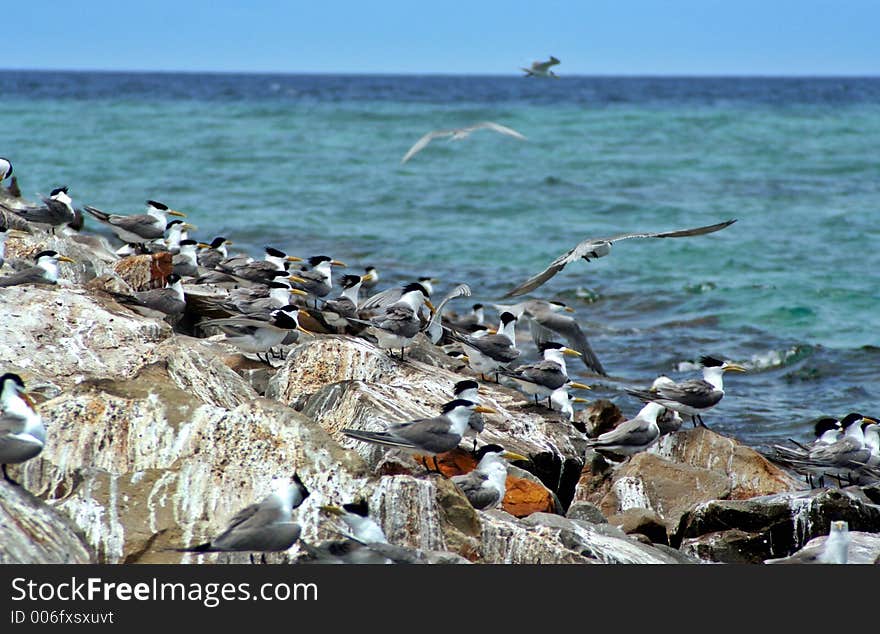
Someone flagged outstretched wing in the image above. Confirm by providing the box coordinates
[528,314,605,375]
[503,219,737,297]
[469,121,527,141]
[400,130,453,164]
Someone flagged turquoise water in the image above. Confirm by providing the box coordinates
[2,71,878,448]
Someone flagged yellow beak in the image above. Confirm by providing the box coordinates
[723,363,747,373]
[168,210,186,218]
[57,255,76,264]
[361,271,376,282]
[330,260,347,267]
[319,505,344,516]
[564,306,575,313]
[5,229,29,239]
[562,347,582,357]
[474,405,496,414]
[502,451,529,462]
[289,288,309,297]
[572,397,590,404]
[288,275,308,284]
[286,255,303,262]
[568,382,591,390]
[425,300,436,314]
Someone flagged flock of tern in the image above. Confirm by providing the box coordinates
[1,67,875,561]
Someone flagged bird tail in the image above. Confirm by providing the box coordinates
[83,205,111,222]
[342,429,415,450]
[171,542,213,553]
[520,68,534,77]
[624,387,656,402]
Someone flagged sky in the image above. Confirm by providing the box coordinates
[4,0,879,76]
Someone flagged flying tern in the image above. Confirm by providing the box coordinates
[400,121,526,164]
[521,56,560,78]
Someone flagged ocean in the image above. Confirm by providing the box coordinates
[1,70,878,450]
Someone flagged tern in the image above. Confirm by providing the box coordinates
[351,282,435,358]
[216,247,304,284]
[84,200,186,245]
[172,239,200,278]
[114,272,187,318]
[586,402,665,458]
[289,255,347,304]
[0,373,46,486]
[451,445,528,510]
[200,306,313,362]
[625,356,747,428]
[4,186,78,231]
[361,266,380,291]
[0,157,11,181]
[196,237,232,269]
[649,377,685,435]
[400,121,526,164]
[448,303,486,333]
[447,311,520,381]
[503,219,737,297]
[549,382,591,423]
[320,272,374,332]
[360,276,436,312]
[521,56,561,78]
[504,299,606,375]
[176,475,310,553]
[231,281,309,319]
[498,342,584,406]
[423,283,472,344]
[0,250,75,287]
[452,379,486,447]
[765,520,850,564]
[342,399,496,470]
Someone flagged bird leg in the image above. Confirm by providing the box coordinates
[534,395,539,405]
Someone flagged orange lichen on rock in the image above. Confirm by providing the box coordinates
[114,252,173,291]
[502,477,554,517]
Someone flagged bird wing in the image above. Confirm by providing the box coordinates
[502,361,565,387]
[532,58,559,71]
[400,130,453,164]
[527,312,606,375]
[470,121,527,141]
[359,286,403,311]
[503,219,737,298]
[654,379,723,409]
[0,266,50,287]
[0,411,28,435]
[450,470,489,495]
[452,331,519,363]
[591,417,656,446]
[424,283,470,331]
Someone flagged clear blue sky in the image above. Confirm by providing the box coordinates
[5,0,878,75]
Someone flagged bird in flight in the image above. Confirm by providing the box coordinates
[521,56,561,78]
[400,121,527,164]
[503,219,737,297]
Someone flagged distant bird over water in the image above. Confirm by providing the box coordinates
[400,121,527,164]
[521,56,560,78]
[503,219,737,297]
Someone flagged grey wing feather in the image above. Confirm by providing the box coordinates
[401,130,451,164]
[591,418,655,446]
[359,286,402,310]
[470,121,527,140]
[0,267,50,287]
[528,315,605,375]
[655,380,723,408]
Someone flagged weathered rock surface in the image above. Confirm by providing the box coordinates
[0,481,94,564]
[764,530,880,564]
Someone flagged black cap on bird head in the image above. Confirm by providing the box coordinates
[34,249,60,261]
[50,185,69,197]
[308,255,332,266]
[339,274,363,288]
[840,412,865,429]
[813,417,841,437]
[265,246,287,258]
[499,311,517,326]
[441,398,477,414]
[271,310,299,329]
[166,219,185,228]
[472,303,484,310]
[537,341,566,354]
[699,356,725,368]
[474,444,506,460]
[0,372,26,390]
[165,273,182,285]
[210,236,228,248]
[147,200,169,210]
[178,239,198,247]
[291,472,310,498]
[401,282,430,297]
[342,500,369,517]
[267,281,292,290]
[453,379,480,394]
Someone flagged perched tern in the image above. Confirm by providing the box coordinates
[200,306,313,362]
[360,276,436,312]
[549,382,591,422]
[448,303,486,333]
[352,282,435,358]
[503,219,737,297]
[176,475,310,552]
[400,121,526,164]
[289,255,347,304]
[360,266,379,291]
[0,250,75,287]
[216,246,304,284]
[342,399,495,470]
[521,56,560,78]
[4,186,77,231]
[586,402,665,458]
[114,272,187,318]
[498,341,584,406]
[84,200,186,245]
[649,377,685,435]
[448,311,520,381]
[453,379,486,445]
[451,445,528,510]
[0,373,46,486]
[625,356,747,428]
[423,283,472,344]
[320,272,373,332]
[172,239,200,278]
[765,520,850,564]
[196,236,232,269]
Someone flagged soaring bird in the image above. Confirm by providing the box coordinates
[0,250,75,287]
[625,356,746,428]
[400,121,527,164]
[342,399,495,471]
[451,445,528,510]
[0,373,46,486]
[503,219,737,297]
[521,56,561,78]
[175,475,310,553]
[499,299,606,375]
[84,200,186,245]
[586,402,665,458]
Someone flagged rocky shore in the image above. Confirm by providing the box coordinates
[2,187,879,565]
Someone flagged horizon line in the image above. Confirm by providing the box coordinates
[1,67,878,80]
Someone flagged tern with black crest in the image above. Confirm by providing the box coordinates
[84,199,186,245]
[451,445,528,510]
[0,373,46,486]
[0,250,75,287]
